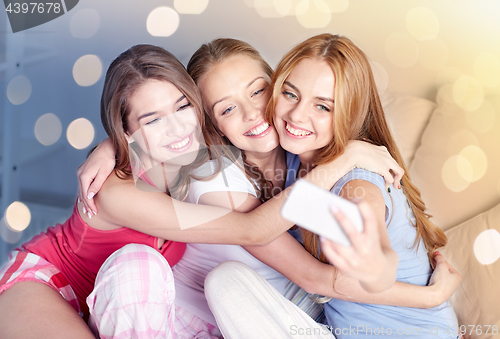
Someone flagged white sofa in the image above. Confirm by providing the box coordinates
[382,87,500,339]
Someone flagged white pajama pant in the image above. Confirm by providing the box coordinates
[87,244,221,339]
[205,261,336,339]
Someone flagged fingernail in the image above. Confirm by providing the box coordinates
[78,197,81,203]
[87,192,95,200]
[330,205,340,213]
[83,206,87,214]
[93,210,97,215]
[351,198,360,204]
[435,251,441,255]
[387,187,391,193]
[87,212,92,219]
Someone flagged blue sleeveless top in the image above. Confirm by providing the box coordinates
[286,153,459,338]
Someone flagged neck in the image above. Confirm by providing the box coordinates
[297,152,317,178]
[244,146,286,189]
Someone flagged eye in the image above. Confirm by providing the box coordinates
[145,118,160,126]
[251,87,266,97]
[282,90,298,100]
[316,104,331,112]
[221,106,235,116]
[177,102,192,111]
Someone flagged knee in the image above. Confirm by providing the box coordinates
[205,261,253,297]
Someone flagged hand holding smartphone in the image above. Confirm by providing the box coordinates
[281,179,363,247]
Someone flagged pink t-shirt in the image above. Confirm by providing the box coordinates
[22,203,186,316]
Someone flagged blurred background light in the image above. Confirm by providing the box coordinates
[473,52,500,88]
[406,7,439,41]
[70,8,100,39]
[453,75,484,112]
[0,217,23,244]
[174,0,209,14]
[447,129,479,155]
[34,113,63,146]
[73,55,102,87]
[296,0,331,29]
[436,68,462,94]
[4,201,31,232]
[370,61,389,94]
[325,0,348,13]
[442,155,472,192]
[147,7,180,37]
[465,99,496,133]
[385,32,418,68]
[474,229,500,265]
[418,38,448,71]
[67,118,95,150]
[459,145,487,182]
[254,0,291,18]
[7,75,32,105]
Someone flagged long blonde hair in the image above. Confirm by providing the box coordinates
[187,38,276,201]
[266,34,446,265]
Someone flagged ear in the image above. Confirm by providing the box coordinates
[125,131,134,144]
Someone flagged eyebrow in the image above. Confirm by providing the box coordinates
[284,81,334,103]
[137,95,186,121]
[211,76,266,112]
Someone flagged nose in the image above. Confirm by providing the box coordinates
[242,103,262,122]
[164,114,186,138]
[288,101,309,123]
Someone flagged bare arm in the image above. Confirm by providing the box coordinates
[244,227,460,309]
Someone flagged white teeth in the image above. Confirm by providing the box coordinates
[285,123,312,136]
[245,122,269,136]
[167,136,190,149]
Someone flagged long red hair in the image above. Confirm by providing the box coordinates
[266,34,446,266]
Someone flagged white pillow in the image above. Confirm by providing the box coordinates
[409,85,500,230]
[381,91,436,167]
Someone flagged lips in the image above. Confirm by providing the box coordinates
[284,121,313,137]
[164,133,194,153]
[244,121,271,137]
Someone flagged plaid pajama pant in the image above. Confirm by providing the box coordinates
[0,245,221,339]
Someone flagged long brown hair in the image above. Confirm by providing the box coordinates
[187,38,276,201]
[266,34,446,266]
[100,44,215,199]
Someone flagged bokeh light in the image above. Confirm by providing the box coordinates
[147,7,180,37]
[5,201,31,232]
[436,68,462,92]
[459,145,487,182]
[452,75,484,112]
[73,55,102,87]
[295,0,331,29]
[0,217,23,244]
[447,129,479,155]
[418,38,448,71]
[473,52,500,88]
[34,113,62,146]
[254,0,291,18]
[406,7,439,41]
[370,61,389,94]
[473,229,500,265]
[7,75,32,105]
[67,118,95,150]
[441,155,472,192]
[465,99,496,133]
[174,0,209,14]
[325,0,348,13]
[384,32,418,68]
[436,84,456,105]
[70,8,100,39]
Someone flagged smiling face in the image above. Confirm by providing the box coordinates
[274,57,335,165]
[126,79,202,171]
[198,54,279,154]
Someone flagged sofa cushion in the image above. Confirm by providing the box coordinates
[440,203,500,339]
[409,85,500,230]
[381,91,436,166]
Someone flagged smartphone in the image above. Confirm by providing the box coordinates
[281,179,363,246]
